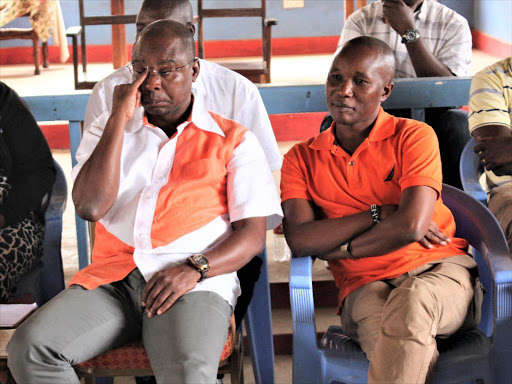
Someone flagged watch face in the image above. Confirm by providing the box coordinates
[405,30,419,42]
[193,254,208,266]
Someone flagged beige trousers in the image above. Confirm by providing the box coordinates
[488,183,512,251]
[340,255,478,384]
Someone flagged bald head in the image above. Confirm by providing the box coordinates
[338,36,396,83]
[133,19,195,60]
[136,0,194,37]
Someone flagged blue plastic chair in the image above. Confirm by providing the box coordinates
[460,137,487,205]
[289,184,512,384]
[15,159,67,305]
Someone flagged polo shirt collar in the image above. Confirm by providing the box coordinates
[127,90,224,138]
[368,107,396,142]
[308,107,396,151]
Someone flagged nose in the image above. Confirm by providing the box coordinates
[144,71,161,91]
[337,80,353,97]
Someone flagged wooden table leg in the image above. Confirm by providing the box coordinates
[111,0,127,69]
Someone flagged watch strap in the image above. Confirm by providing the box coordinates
[370,204,381,224]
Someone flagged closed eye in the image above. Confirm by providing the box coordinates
[159,68,174,77]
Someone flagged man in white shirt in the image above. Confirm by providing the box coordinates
[85,0,281,171]
[7,20,282,383]
[330,0,473,189]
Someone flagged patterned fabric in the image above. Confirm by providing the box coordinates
[0,169,44,303]
[76,314,236,370]
[339,0,472,78]
[0,0,69,62]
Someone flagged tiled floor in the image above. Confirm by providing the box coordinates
[0,49,502,383]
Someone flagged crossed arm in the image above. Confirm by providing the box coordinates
[283,185,445,260]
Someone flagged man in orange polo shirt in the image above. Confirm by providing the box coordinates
[281,36,481,383]
[8,20,282,383]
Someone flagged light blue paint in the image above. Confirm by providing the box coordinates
[472,0,512,44]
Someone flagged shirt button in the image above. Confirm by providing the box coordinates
[146,195,151,199]
[349,161,354,166]
[158,175,164,180]
[139,233,143,237]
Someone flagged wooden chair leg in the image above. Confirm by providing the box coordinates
[42,41,49,68]
[31,33,40,75]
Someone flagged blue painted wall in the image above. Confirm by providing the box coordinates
[472,0,512,44]
[1,1,507,48]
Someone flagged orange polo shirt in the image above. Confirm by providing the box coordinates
[281,108,467,309]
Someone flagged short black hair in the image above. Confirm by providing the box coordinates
[135,19,196,59]
[339,36,396,81]
[139,0,193,24]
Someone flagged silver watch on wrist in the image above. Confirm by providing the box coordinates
[401,29,420,44]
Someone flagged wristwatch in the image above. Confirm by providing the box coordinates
[401,29,420,44]
[188,253,210,281]
[339,242,354,259]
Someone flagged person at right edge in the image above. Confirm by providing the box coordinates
[322,0,473,189]
[469,56,512,250]
[282,36,483,383]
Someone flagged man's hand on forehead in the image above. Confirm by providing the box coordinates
[111,68,148,121]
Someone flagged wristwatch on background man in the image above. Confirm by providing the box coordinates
[401,29,420,44]
[188,253,210,281]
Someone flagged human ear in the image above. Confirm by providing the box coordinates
[187,23,196,36]
[380,82,394,102]
[191,59,200,82]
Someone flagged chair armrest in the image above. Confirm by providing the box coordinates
[460,138,487,205]
[65,26,82,37]
[45,161,67,223]
[42,160,67,302]
[264,18,278,27]
[289,256,318,344]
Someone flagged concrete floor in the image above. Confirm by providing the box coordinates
[0,50,502,383]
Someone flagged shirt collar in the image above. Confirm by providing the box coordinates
[309,107,396,151]
[132,90,225,138]
[415,0,428,22]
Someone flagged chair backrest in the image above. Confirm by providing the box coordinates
[344,0,367,20]
[460,138,487,205]
[78,0,136,69]
[197,0,276,83]
[441,184,510,337]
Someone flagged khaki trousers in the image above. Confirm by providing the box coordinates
[340,255,478,384]
[488,183,512,251]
